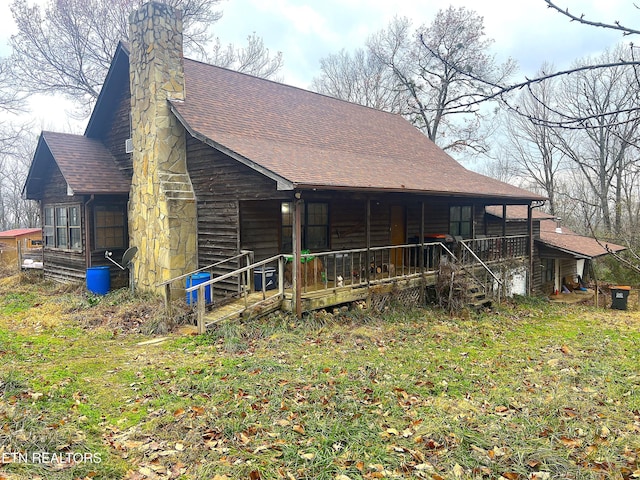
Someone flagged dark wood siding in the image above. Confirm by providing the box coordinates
[187,137,289,294]
[41,166,130,287]
[188,137,284,263]
[41,165,87,283]
[330,199,366,250]
[100,86,133,177]
[531,244,544,295]
[240,200,280,261]
[486,219,528,237]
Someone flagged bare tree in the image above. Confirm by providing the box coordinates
[313,8,515,153]
[417,2,640,130]
[8,0,225,116]
[0,131,38,229]
[0,54,31,224]
[311,47,407,112]
[502,65,566,215]
[371,9,516,153]
[552,46,640,235]
[209,33,284,80]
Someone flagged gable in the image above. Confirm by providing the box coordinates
[85,42,131,141]
[24,132,130,200]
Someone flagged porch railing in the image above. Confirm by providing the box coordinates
[294,241,449,293]
[158,250,254,313]
[460,235,528,264]
[185,254,285,333]
[161,234,530,330]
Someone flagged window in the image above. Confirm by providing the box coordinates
[95,205,126,249]
[44,206,54,247]
[69,206,81,249]
[44,204,82,250]
[305,203,329,250]
[542,258,554,283]
[449,205,472,238]
[281,202,329,252]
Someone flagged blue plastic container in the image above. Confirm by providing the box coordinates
[86,266,111,295]
[186,272,212,305]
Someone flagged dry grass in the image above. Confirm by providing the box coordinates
[0,274,639,479]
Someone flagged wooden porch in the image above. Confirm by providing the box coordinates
[161,235,530,332]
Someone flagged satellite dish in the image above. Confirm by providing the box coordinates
[122,246,138,267]
[104,246,138,294]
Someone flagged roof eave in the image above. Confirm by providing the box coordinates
[294,183,541,201]
[536,239,617,259]
[23,134,53,200]
[84,42,130,138]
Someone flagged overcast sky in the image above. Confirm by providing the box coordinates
[0,0,635,131]
[211,0,632,86]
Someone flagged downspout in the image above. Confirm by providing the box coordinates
[527,204,533,296]
[85,195,95,268]
[501,204,507,258]
[589,260,599,308]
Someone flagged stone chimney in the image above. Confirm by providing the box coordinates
[128,2,198,291]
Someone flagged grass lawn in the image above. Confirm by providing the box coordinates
[0,272,639,479]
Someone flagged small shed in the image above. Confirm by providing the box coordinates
[0,228,42,267]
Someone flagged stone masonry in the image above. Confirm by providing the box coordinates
[128,2,197,291]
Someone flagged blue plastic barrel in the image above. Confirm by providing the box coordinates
[186,272,211,305]
[86,266,111,295]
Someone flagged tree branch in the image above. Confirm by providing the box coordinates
[544,0,640,36]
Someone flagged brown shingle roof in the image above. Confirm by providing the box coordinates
[171,60,544,201]
[486,205,555,220]
[41,132,129,194]
[538,219,626,258]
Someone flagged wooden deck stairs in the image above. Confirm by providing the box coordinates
[200,290,283,328]
[466,280,492,309]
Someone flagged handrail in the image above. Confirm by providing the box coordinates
[185,254,283,292]
[156,250,252,287]
[458,241,503,285]
[189,254,285,333]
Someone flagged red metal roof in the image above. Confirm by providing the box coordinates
[0,228,41,238]
[171,60,545,201]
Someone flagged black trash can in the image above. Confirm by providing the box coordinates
[254,267,277,291]
[611,286,631,310]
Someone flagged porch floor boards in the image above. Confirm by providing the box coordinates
[202,289,283,327]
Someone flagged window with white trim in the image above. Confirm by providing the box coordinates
[44,204,82,250]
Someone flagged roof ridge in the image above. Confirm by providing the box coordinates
[182,57,406,120]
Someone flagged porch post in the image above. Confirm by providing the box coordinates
[366,198,371,286]
[527,204,533,295]
[420,200,426,304]
[292,197,303,318]
[501,204,507,258]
